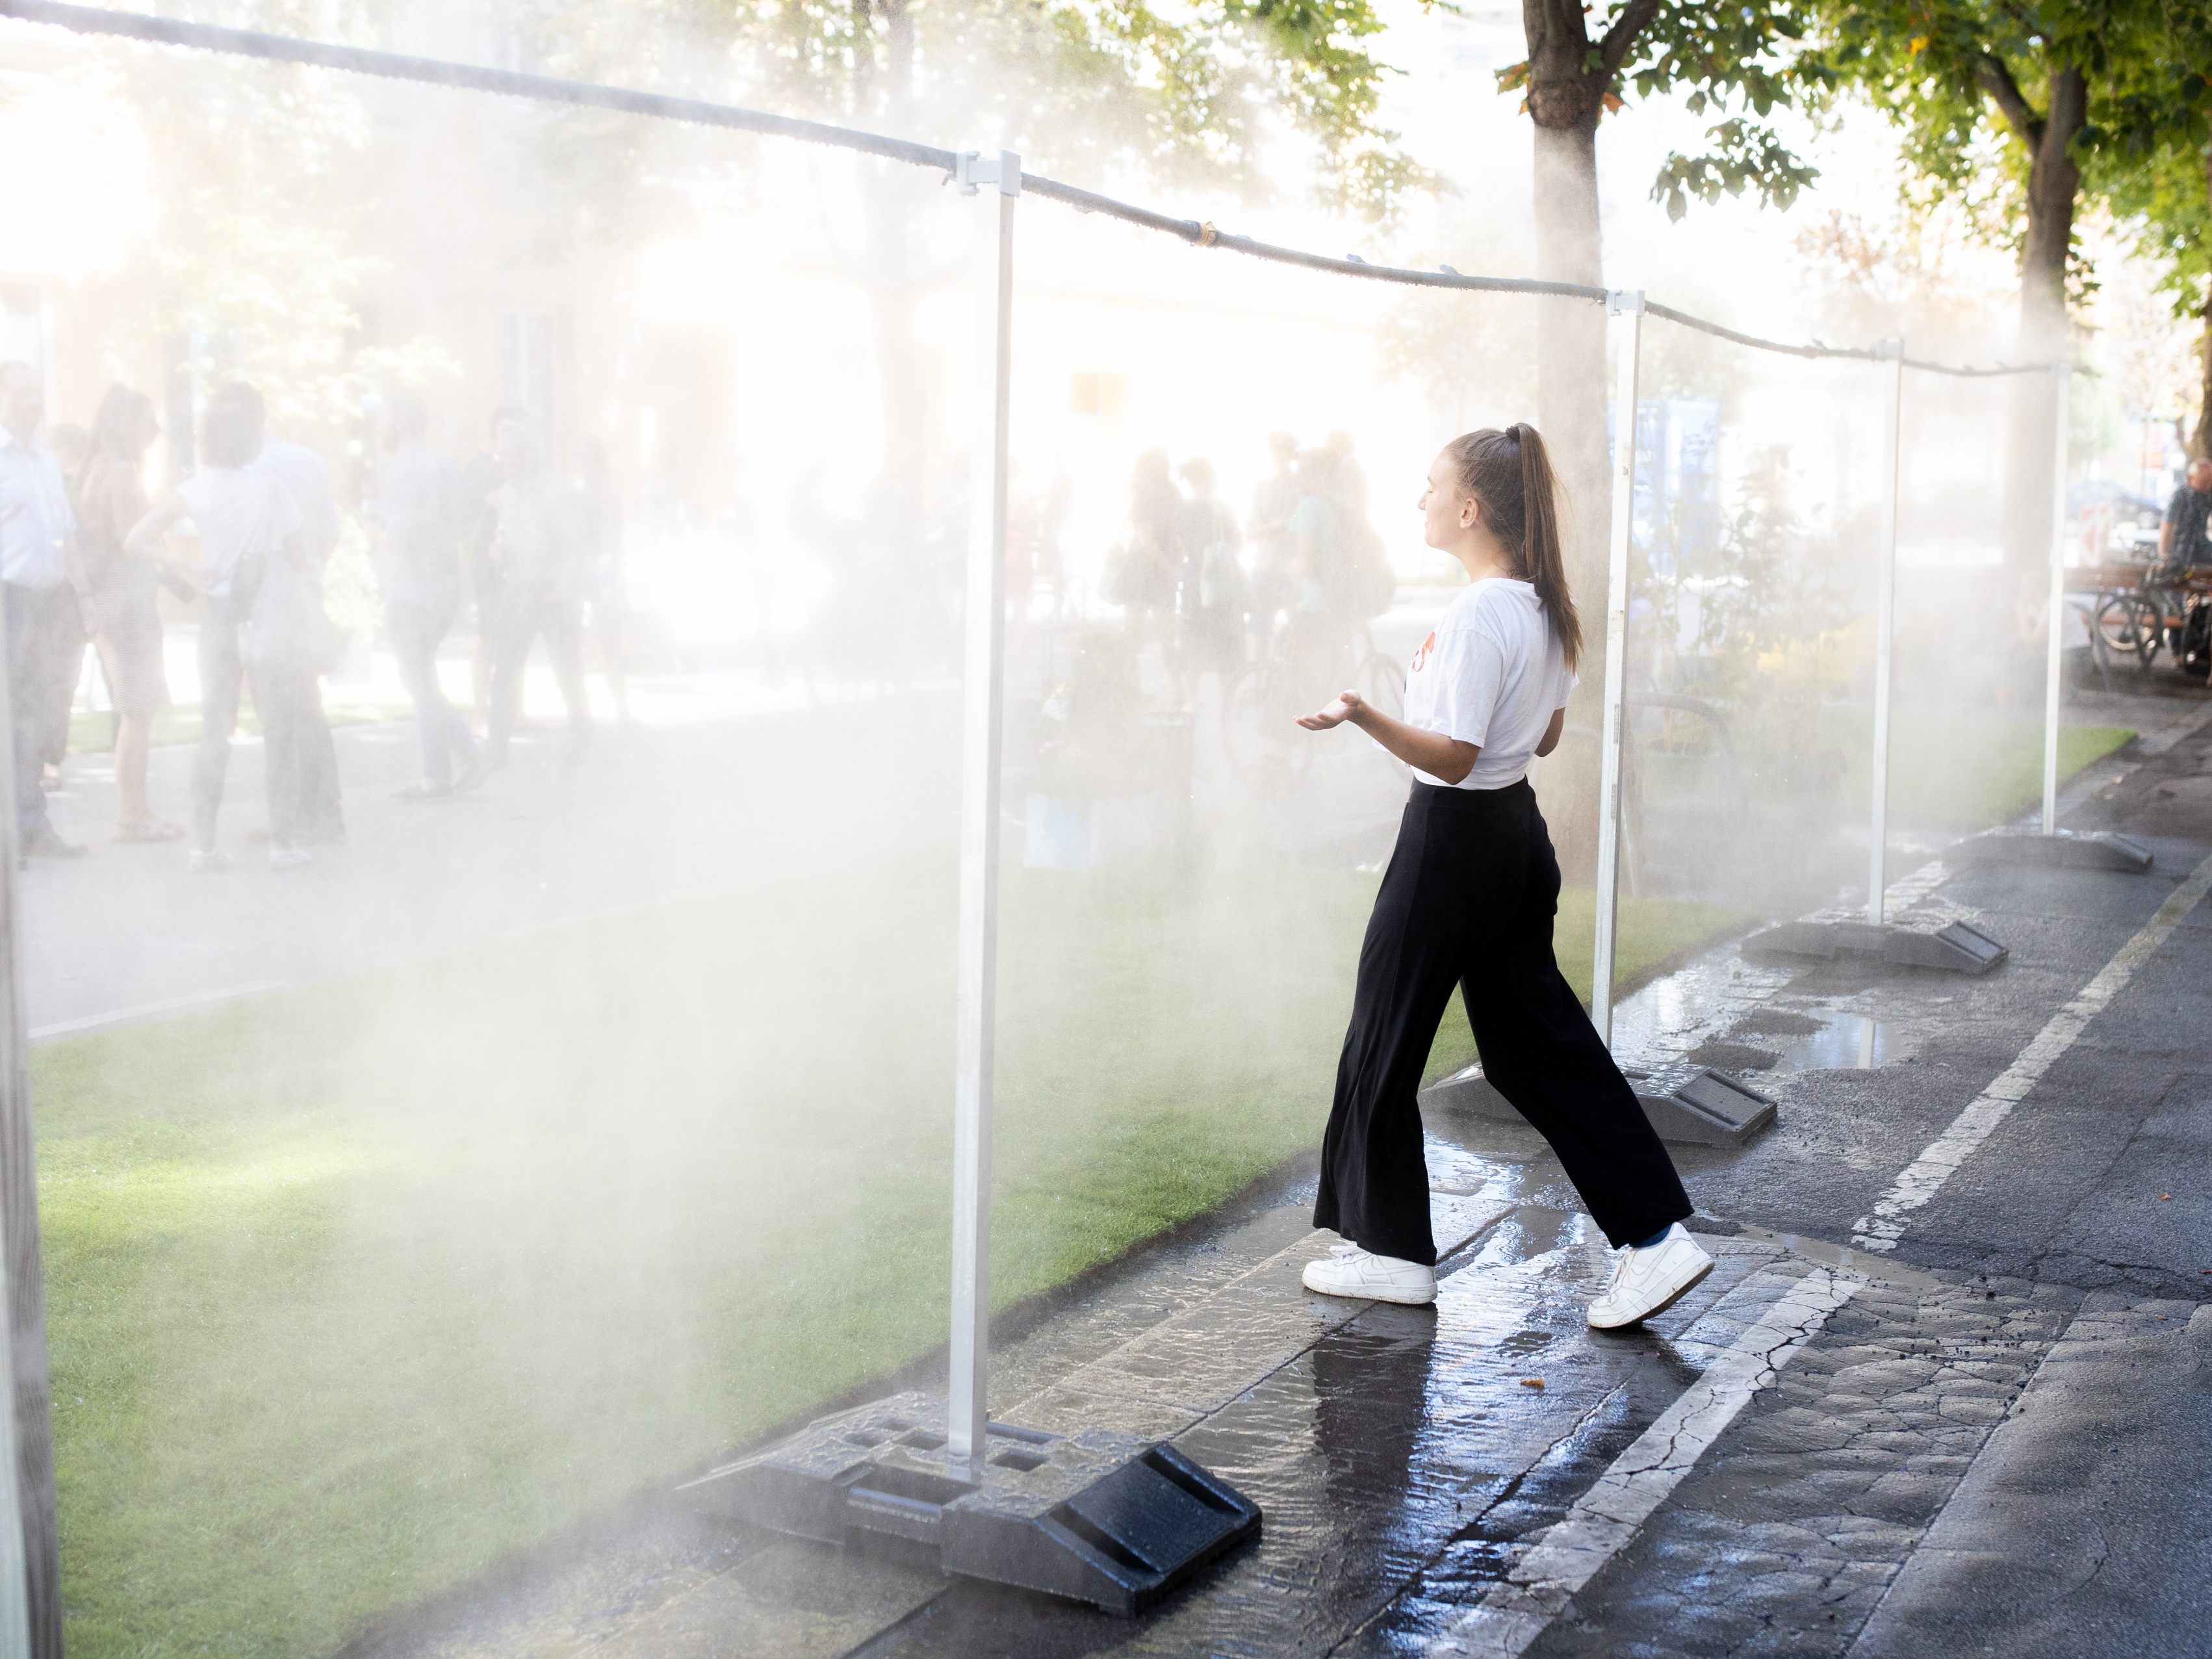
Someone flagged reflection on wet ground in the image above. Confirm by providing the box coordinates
[1771,1011,1889,1072]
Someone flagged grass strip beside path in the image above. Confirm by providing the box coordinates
[38,861,1741,1657]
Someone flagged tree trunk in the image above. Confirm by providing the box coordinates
[2195,287,2211,463]
[1528,120,1611,875]
[2001,66,2085,576]
[2196,146,2212,461]
[1522,0,1611,875]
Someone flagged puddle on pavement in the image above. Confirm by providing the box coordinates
[1771,1012,1889,1072]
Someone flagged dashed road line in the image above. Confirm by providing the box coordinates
[1851,847,2212,1252]
[1426,1263,1866,1657]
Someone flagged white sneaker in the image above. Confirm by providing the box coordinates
[267,845,313,871]
[1586,1224,1715,1330]
[187,847,231,875]
[1300,1241,1437,1305]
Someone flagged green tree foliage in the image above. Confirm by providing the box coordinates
[2094,6,2212,452]
[581,0,1417,214]
[1493,0,1827,220]
[1795,0,2193,567]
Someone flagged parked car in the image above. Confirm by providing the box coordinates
[2068,480,2165,559]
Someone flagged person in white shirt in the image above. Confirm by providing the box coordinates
[0,363,85,858]
[1292,423,1712,1331]
[216,382,346,842]
[127,400,318,870]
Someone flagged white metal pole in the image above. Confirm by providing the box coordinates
[0,590,51,1657]
[2040,363,2071,838]
[1592,290,1643,1048]
[947,149,1018,1476]
[1867,340,1904,925]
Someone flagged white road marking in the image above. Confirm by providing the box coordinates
[1851,848,2212,1252]
[1426,1264,1864,1657]
[29,981,286,1043]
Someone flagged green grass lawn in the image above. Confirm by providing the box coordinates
[1842,718,2136,831]
[38,858,1741,1657]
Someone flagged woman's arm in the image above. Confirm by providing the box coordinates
[1297,689,1481,785]
[1534,705,1567,758]
[123,492,188,565]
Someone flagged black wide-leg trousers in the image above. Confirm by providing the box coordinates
[1314,780,1692,1265]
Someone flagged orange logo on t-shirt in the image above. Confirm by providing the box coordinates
[1409,631,1436,674]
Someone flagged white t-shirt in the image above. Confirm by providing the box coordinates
[177,469,302,598]
[1401,578,1576,790]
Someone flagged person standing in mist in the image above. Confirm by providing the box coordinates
[484,419,591,767]
[462,407,527,728]
[74,386,181,840]
[1175,457,1243,688]
[0,362,86,858]
[2157,457,2212,578]
[370,393,485,799]
[127,400,316,871]
[1294,424,1713,1330]
[218,382,346,843]
[574,437,631,727]
[1247,431,1300,647]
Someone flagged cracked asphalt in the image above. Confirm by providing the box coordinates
[346,691,2212,1659]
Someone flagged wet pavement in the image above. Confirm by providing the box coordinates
[344,689,2212,1659]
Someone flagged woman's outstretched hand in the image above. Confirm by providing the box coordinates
[1297,690,1365,732]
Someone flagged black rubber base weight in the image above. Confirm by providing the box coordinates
[1945,828,2154,874]
[1744,918,2008,975]
[1422,1059,1777,1148]
[682,1392,1261,1615]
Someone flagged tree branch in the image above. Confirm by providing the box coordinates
[1599,0,1663,82]
[1974,51,2042,145]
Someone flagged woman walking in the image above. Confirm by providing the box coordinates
[1294,425,1712,1329]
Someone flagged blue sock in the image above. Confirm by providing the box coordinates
[1632,1224,1675,1250]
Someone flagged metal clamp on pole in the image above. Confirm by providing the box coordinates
[955,148,1022,197]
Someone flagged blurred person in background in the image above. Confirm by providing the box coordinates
[485,419,591,767]
[2158,457,2212,577]
[1286,446,1350,690]
[0,362,85,858]
[575,437,631,726]
[1175,457,1244,691]
[44,422,91,790]
[1324,430,1372,522]
[462,407,526,727]
[216,381,345,843]
[1246,431,1300,646]
[128,399,318,871]
[370,392,483,800]
[75,386,179,840]
[1111,448,1181,685]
